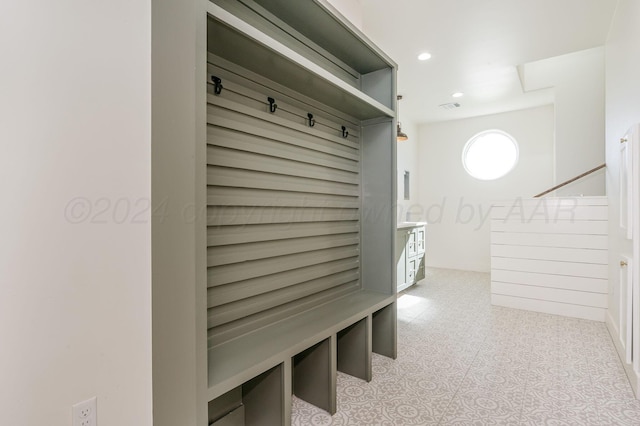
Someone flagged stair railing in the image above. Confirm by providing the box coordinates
[534,163,606,198]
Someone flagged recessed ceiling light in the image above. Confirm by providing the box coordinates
[417,52,432,61]
[452,92,464,98]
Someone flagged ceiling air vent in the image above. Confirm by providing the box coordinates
[439,102,461,110]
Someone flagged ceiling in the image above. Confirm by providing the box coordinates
[359,0,618,124]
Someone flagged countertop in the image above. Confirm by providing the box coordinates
[397,221,427,229]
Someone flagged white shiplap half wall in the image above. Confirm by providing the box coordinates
[490,196,608,321]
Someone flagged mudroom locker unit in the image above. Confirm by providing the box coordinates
[202,1,398,424]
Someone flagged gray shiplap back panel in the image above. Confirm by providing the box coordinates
[207,60,361,348]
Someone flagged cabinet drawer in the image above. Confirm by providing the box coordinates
[407,231,417,257]
[406,257,417,284]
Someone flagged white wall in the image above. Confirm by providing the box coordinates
[0,1,152,426]
[605,0,640,349]
[326,0,364,29]
[554,48,605,196]
[417,105,555,272]
[521,47,606,196]
[396,120,420,222]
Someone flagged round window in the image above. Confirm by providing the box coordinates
[462,130,519,180]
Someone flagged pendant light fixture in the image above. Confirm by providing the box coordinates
[397,95,408,142]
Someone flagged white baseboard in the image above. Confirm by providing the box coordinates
[605,311,640,398]
[605,311,621,353]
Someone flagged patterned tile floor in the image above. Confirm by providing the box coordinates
[291,268,640,425]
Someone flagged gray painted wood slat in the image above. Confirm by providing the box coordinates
[207,66,362,347]
[207,186,359,209]
[207,126,359,172]
[207,145,358,184]
[208,246,359,287]
[207,271,360,327]
[207,167,358,197]
[207,221,359,246]
[207,206,359,226]
[208,257,360,306]
[207,98,359,152]
[207,285,359,348]
[207,115,359,161]
[207,233,359,266]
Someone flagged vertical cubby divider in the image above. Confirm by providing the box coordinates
[292,337,337,415]
[243,364,286,426]
[372,302,398,359]
[337,318,372,382]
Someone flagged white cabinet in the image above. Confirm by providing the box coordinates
[397,224,426,292]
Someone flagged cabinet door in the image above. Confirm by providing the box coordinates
[415,256,425,282]
[406,257,417,285]
[396,231,407,291]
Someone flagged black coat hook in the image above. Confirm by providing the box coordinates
[211,76,223,95]
[341,126,349,138]
[307,113,315,127]
[268,97,277,113]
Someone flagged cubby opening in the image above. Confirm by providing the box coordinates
[292,338,335,414]
[209,364,285,426]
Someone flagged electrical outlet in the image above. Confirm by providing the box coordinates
[72,397,97,426]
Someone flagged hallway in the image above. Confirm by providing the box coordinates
[292,268,640,425]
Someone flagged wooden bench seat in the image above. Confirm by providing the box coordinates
[207,290,396,424]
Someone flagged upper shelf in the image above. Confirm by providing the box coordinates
[250,0,395,74]
[206,0,396,121]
